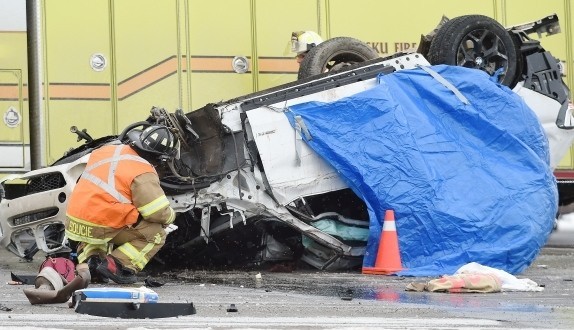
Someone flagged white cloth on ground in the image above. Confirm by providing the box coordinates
[454,262,543,292]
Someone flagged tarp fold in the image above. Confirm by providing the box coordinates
[285,65,557,276]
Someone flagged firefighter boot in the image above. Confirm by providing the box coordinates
[86,256,109,284]
[96,255,137,284]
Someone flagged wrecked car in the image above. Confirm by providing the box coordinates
[1,14,572,272]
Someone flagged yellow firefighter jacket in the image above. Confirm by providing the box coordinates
[65,144,175,240]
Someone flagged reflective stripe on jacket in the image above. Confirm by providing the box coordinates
[66,144,156,229]
[131,172,176,225]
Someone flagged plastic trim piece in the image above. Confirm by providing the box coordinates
[74,300,196,319]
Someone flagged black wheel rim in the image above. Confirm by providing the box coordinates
[456,29,509,80]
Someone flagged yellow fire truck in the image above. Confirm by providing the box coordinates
[1,0,573,171]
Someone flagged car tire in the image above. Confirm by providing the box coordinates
[427,15,521,88]
[298,37,379,79]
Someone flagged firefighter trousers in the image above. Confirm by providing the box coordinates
[76,220,166,272]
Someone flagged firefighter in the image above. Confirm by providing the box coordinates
[65,124,177,284]
[290,30,323,65]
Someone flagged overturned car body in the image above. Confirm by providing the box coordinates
[1,14,572,271]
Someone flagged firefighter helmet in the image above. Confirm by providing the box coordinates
[290,31,323,54]
[127,124,177,158]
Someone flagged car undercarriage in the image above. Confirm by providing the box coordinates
[1,14,572,272]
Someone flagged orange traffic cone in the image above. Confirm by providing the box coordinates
[362,209,403,275]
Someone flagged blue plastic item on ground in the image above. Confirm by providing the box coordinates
[285,65,557,276]
[74,287,159,303]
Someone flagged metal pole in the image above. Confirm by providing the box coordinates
[26,0,44,170]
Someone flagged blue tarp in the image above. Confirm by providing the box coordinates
[285,65,557,276]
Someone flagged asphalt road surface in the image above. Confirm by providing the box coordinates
[0,230,573,329]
